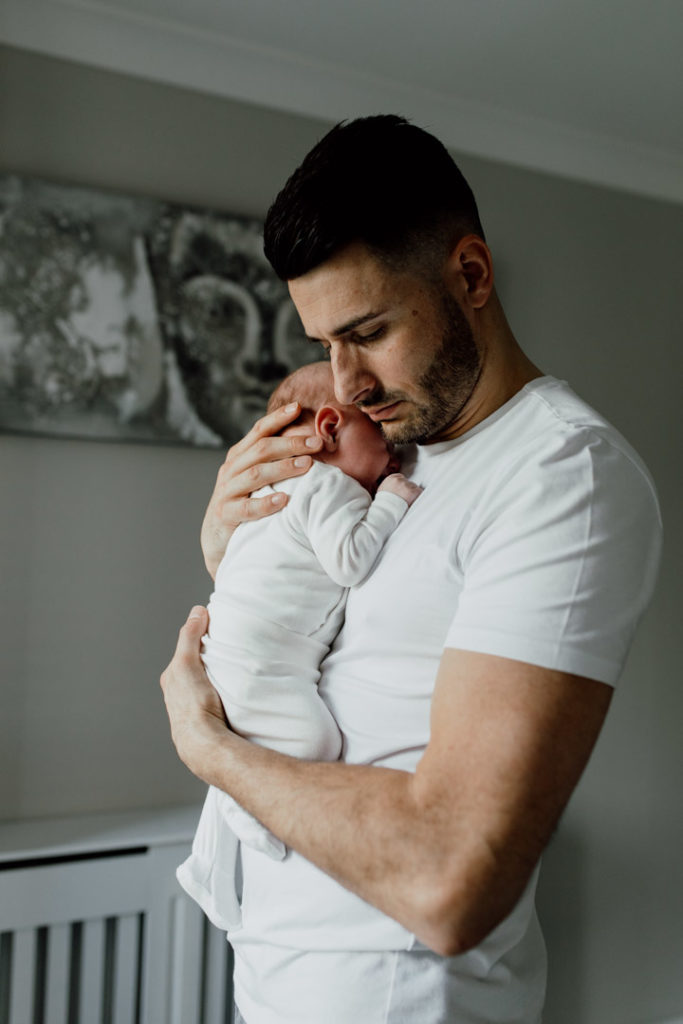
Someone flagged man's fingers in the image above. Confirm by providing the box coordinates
[221,399,324,475]
[250,401,302,439]
[162,605,208,681]
[200,406,324,577]
[159,606,230,776]
[230,490,291,525]
[222,455,317,509]
[222,434,322,484]
[178,605,208,649]
[225,402,306,462]
[185,604,209,631]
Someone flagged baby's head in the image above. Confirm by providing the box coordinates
[268,362,397,492]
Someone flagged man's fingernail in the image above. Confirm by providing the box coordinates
[294,455,311,468]
[271,493,286,505]
[188,605,204,619]
[305,436,322,448]
[285,402,298,413]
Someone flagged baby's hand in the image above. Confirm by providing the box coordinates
[378,473,423,507]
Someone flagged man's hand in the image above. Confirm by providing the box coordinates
[201,402,324,578]
[159,606,232,783]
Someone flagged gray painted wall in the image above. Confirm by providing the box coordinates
[1,44,681,1024]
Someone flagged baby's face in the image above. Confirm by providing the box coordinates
[335,405,396,492]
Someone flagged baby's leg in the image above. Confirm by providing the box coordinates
[201,631,342,760]
[176,786,242,929]
[201,638,341,857]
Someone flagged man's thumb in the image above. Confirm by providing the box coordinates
[182,605,208,638]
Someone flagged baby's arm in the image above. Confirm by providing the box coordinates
[377,472,424,506]
[300,467,423,587]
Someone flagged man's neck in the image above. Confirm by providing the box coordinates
[426,307,543,444]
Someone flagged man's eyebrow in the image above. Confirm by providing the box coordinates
[305,311,385,343]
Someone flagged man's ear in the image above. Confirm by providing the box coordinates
[444,234,494,310]
[314,405,343,451]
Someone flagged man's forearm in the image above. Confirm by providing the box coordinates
[195,729,514,956]
[162,616,608,957]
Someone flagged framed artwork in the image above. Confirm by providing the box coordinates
[0,175,316,447]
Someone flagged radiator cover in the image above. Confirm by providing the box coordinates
[0,806,231,1024]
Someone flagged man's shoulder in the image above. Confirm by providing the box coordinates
[418,376,659,525]
[520,377,627,447]
[497,377,621,448]
[472,379,660,538]
[517,379,657,498]
[413,378,625,478]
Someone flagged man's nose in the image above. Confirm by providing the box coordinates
[330,345,375,406]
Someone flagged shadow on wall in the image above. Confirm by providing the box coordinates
[536,827,585,1024]
[538,820,682,1024]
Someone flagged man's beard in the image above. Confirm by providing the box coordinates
[359,291,481,445]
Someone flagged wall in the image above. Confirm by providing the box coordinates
[1,44,681,1024]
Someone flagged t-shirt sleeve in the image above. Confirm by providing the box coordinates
[292,465,409,587]
[445,430,662,685]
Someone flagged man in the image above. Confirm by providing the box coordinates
[161,116,661,1023]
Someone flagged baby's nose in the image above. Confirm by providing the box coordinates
[385,450,401,475]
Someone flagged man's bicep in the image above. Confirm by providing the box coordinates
[417,648,613,870]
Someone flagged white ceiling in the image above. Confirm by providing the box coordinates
[2,0,682,203]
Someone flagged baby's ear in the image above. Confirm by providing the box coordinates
[314,405,343,451]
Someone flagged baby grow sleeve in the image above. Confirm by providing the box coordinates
[291,465,409,587]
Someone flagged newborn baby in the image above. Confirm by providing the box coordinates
[177,362,421,929]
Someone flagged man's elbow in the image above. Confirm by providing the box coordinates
[413,887,495,957]
[410,857,532,958]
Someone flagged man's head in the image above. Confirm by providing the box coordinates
[264,117,497,446]
[269,361,397,492]
[264,115,484,284]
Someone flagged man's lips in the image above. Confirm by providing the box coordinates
[363,400,402,421]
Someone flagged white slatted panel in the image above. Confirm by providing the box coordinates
[0,856,148,931]
[0,808,233,1024]
[112,915,139,1024]
[139,845,191,1024]
[8,928,35,1024]
[44,923,70,1024]
[169,895,203,1024]
[80,917,106,1021]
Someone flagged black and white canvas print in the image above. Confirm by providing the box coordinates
[0,175,316,447]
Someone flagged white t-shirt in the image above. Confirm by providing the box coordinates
[229,377,662,1022]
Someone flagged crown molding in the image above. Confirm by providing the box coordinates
[2,0,682,206]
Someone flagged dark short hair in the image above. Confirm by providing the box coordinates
[263,114,484,281]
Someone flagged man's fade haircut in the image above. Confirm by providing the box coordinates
[263,114,485,282]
